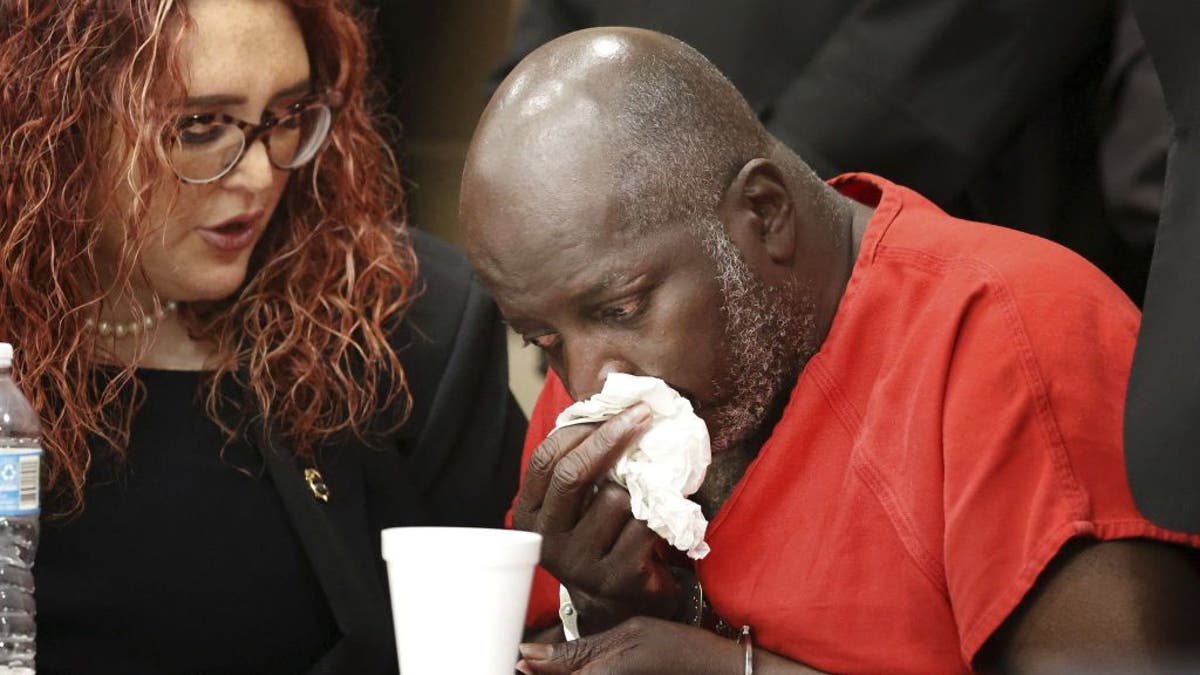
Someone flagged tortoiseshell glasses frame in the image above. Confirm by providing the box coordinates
[168,90,344,185]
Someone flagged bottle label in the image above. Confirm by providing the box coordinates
[0,447,40,515]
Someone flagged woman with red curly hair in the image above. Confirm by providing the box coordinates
[0,0,524,672]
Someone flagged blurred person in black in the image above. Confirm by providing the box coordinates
[490,0,1167,305]
[1123,0,1200,533]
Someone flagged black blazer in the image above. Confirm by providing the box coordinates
[253,229,525,673]
[1125,0,1200,533]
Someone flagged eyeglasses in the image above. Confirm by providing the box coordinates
[168,91,343,185]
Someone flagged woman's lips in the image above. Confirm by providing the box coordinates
[197,214,261,252]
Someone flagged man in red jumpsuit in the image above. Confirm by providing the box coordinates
[460,27,1200,675]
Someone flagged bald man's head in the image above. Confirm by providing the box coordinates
[464,28,770,244]
[459,28,858,453]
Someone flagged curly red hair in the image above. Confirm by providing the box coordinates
[0,0,416,514]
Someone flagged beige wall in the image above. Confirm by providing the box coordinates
[387,1,544,415]
[391,1,517,244]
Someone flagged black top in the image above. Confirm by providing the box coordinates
[1124,1,1200,532]
[37,369,339,674]
[33,230,526,674]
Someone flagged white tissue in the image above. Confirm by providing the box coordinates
[553,373,712,559]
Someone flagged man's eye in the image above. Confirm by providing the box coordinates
[599,297,644,322]
[522,333,560,350]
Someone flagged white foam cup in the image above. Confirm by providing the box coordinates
[381,527,542,675]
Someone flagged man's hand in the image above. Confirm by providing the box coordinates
[511,404,680,634]
[515,617,740,675]
[516,617,832,675]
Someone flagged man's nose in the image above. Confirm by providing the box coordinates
[563,340,636,401]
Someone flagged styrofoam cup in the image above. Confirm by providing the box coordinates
[381,527,542,675]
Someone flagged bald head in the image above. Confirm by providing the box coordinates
[463,28,771,249]
[461,29,865,452]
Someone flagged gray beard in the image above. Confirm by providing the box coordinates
[695,217,820,454]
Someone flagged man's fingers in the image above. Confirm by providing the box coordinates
[571,482,634,555]
[603,519,678,616]
[519,632,611,674]
[539,404,650,532]
[607,516,662,564]
[512,425,591,529]
[517,641,574,675]
[520,620,654,674]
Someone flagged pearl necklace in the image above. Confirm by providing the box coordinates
[85,300,179,339]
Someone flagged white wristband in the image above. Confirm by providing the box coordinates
[738,625,754,675]
[558,584,581,641]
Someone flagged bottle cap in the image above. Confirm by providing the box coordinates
[0,343,10,368]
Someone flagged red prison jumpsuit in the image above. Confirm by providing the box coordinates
[513,173,1200,674]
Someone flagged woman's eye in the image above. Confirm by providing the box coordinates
[522,333,560,350]
[276,99,313,129]
[178,121,226,146]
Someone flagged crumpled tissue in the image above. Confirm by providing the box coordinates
[553,373,712,559]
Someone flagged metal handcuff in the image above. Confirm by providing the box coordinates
[673,567,753,675]
[559,568,754,674]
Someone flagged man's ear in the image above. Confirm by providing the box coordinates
[717,158,796,267]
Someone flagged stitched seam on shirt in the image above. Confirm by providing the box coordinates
[831,173,905,267]
[849,244,958,596]
[805,358,864,435]
[843,244,1095,610]
[853,456,951,596]
[872,244,951,273]
[873,246,1091,518]
[964,257,1091,518]
[863,176,905,265]
[871,244,1098,659]
[807,359,949,596]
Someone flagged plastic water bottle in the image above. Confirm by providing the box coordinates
[0,343,41,674]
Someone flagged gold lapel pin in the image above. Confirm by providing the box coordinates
[304,468,330,503]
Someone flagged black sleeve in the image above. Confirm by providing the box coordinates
[388,229,527,528]
[768,0,1111,201]
[1124,0,1200,532]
